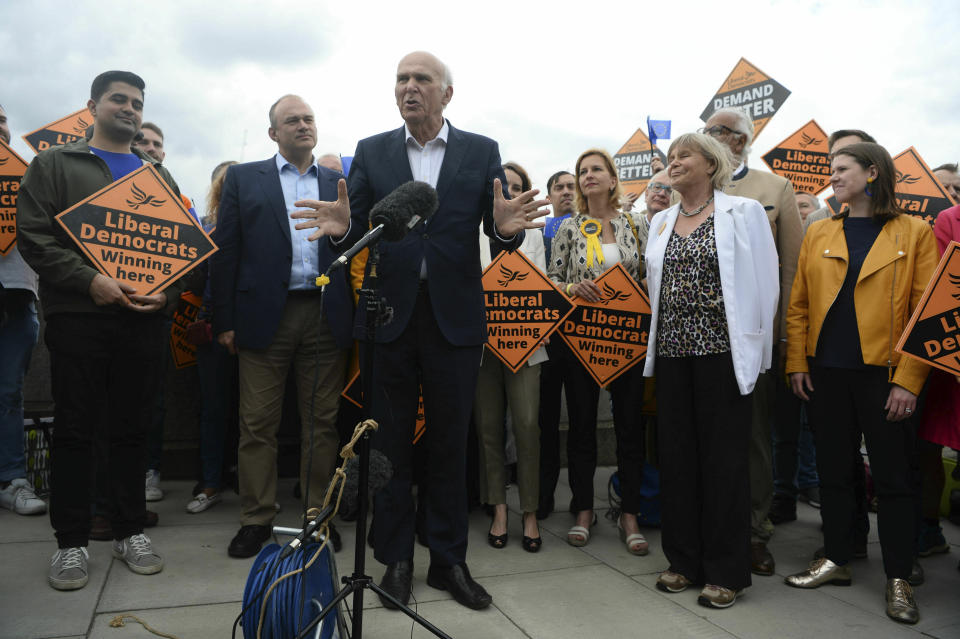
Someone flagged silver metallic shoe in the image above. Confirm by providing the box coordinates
[784,557,852,588]
[885,578,919,624]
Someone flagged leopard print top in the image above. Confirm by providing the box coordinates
[656,215,730,357]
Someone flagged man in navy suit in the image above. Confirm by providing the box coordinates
[296,51,549,610]
[211,95,356,558]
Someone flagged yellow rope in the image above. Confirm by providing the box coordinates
[256,418,379,639]
[108,614,180,639]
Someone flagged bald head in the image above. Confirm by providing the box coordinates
[395,51,453,141]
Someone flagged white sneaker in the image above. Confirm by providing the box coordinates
[0,478,47,515]
[49,547,89,590]
[185,491,221,514]
[113,533,164,575]
[145,469,163,501]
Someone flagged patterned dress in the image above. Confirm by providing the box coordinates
[547,211,648,287]
[656,215,730,357]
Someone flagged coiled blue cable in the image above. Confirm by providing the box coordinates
[241,542,341,639]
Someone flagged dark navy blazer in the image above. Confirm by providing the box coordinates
[210,158,357,350]
[346,123,521,346]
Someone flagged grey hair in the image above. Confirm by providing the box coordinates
[711,106,754,160]
[667,132,733,191]
[797,190,821,208]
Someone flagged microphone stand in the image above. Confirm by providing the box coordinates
[297,244,451,639]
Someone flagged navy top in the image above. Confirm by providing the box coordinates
[90,147,143,181]
[815,216,884,369]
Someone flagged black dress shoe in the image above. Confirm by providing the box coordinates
[427,562,492,610]
[768,495,797,525]
[144,510,159,528]
[751,541,775,576]
[228,524,271,558]
[378,559,413,609]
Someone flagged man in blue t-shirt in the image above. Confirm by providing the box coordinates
[17,70,183,591]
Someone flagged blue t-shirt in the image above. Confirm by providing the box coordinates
[815,216,885,369]
[90,146,143,181]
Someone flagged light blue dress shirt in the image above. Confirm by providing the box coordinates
[276,153,321,290]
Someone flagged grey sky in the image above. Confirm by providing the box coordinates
[4,0,958,215]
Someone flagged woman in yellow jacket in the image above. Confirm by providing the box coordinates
[783,142,937,625]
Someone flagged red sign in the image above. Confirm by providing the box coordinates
[896,241,960,376]
[55,165,217,296]
[22,109,91,154]
[559,263,651,386]
[481,249,574,372]
[0,139,29,255]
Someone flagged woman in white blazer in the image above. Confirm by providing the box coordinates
[644,133,779,608]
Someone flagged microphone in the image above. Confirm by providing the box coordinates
[327,224,385,273]
[341,448,394,517]
[327,181,437,273]
[370,181,439,241]
[277,502,337,560]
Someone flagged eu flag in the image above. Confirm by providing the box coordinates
[647,117,671,148]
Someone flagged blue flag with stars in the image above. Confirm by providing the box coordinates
[647,117,671,148]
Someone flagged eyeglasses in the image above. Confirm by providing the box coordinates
[698,124,742,138]
[647,182,672,194]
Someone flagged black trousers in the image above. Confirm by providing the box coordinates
[368,288,481,568]
[657,352,752,590]
[807,365,916,579]
[537,339,571,511]
[565,358,646,513]
[46,312,166,548]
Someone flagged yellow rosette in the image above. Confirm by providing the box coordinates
[580,218,603,268]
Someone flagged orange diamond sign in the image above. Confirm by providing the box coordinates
[613,128,667,200]
[559,262,651,386]
[896,241,960,376]
[700,58,790,139]
[170,292,202,369]
[0,138,30,255]
[761,120,832,195]
[22,109,91,154]
[481,249,575,372]
[826,147,955,226]
[55,164,217,296]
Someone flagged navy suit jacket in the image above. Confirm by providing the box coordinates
[347,122,522,346]
[210,157,355,350]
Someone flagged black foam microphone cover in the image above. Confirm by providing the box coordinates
[369,181,439,241]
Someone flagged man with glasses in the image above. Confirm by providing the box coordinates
[702,106,803,579]
[640,169,672,226]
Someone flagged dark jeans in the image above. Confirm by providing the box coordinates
[772,379,819,498]
[808,365,916,579]
[657,352,752,590]
[196,340,238,490]
[47,312,166,548]
[565,360,646,514]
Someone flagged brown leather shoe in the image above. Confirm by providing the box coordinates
[751,541,775,576]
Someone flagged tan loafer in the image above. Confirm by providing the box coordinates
[784,557,852,588]
[885,578,919,624]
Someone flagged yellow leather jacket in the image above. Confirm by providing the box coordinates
[786,214,938,395]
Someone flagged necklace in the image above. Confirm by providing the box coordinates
[678,195,714,217]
